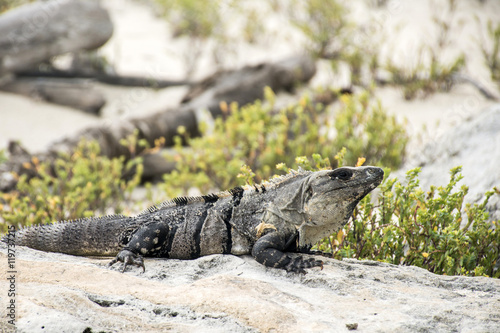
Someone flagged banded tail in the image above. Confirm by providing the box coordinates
[5,215,137,256]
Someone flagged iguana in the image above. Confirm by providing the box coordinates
[5,166,383,273]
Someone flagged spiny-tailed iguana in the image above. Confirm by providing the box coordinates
[5,166,383,273]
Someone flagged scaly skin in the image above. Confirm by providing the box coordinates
[6,166,384,273]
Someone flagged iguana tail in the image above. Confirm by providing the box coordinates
[3,215,137,256]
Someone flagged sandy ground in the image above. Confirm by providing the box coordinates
[0,0,499,154]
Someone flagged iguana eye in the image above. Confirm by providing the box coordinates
[330,169,353,180]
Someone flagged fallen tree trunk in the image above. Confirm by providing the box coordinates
[14,69,193,88]
[0,0,113,76]
[0,55,316,191]
[0,105,200,191]
[183,55,317,118]
[0,78,106,115]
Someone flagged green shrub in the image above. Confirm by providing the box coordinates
[383,0,466,100]
[289,0,350,59]
[288,0,379,87]
[479,20,500,83]
[0,139,143,233]
[314,164,499,278]
[155,0,220,40]
[333,91,408,168]
[161,88,408,197]
[289,0,469,99]
[385,54,465,100]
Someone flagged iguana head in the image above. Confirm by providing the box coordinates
[303,166,384,225]
[274,166,384,247]
[266,166,384,247]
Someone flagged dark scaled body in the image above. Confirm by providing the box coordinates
[7,166,384,273]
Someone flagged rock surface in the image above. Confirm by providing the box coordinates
[0,244,499,333]
[399,103,500,221]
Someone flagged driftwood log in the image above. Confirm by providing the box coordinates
[0,0,113,113]
[14,68,193,89]
[0,0,113,76]
[0,78,106,114]
[183,56,317,118]
[0,55,317,190]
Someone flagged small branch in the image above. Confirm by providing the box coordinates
[452,73,499,101]
[15,70,194,88]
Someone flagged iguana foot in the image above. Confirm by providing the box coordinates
[108,249,145,273]
[284,256,323,274]
[252,232,324,274]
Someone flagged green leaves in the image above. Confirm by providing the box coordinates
[335,92,408,168]
[289,0,349,58]
[480,20,500,83]
[162,88,408,196]
[156,0,221,39]
[0,139,143,233]
[318,165,500,278]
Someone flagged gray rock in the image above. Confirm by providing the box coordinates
[1,244,499,333]
[399,103,500,221]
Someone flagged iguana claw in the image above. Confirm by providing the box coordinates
[108,249,145,273]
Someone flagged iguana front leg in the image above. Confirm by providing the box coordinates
[108,220,170,272]
[108,249,145,273]
[251,232,323,273]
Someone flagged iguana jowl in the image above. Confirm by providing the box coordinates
[8,166,383,273]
